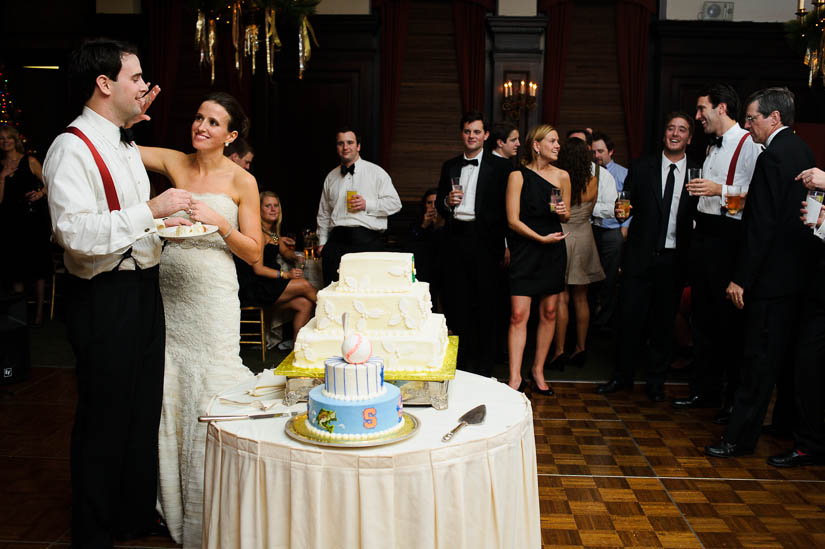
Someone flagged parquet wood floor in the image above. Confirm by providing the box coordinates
[2,369,824,548]
[532,382,825,548]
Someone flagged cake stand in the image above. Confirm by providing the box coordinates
[274,336,458,410]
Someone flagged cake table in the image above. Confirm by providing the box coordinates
[202,370,541,549]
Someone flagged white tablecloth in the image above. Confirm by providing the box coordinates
[202,370,540,549]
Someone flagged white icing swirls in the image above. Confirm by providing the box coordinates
[304,417,403,441]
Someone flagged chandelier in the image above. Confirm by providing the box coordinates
[195,0,320,84]
[790,0,825,86]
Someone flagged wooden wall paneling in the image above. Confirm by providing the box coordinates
[389,0,463,240]
[652,20,823,164]
[554,0,628,166]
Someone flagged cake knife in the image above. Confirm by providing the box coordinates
[441,404,486,442]
[198,411,301,422]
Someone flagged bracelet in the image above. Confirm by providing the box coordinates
[220,226,233,239]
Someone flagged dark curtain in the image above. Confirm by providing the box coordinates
[143,0,184,193]
[616,0,656,160]
[374,0,410,171]
[537,0,574,126]
[452,0,494,113]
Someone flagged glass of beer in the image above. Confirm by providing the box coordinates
[725,185,746,215]
[616,191,631,220]
[295,251,306,269]
[549,186,562,212]
[687,168,702,196]
[346,190,358,212]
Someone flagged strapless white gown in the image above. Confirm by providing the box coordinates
[157,193,253,548]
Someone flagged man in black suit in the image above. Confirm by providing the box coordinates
[768,167,825,467]
[436,111,512,376]
[706,87,816,458]
[596,112,699,402]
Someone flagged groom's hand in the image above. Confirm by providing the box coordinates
[148,188,192,218]
[125,84,161,129]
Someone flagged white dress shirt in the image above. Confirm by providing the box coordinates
[698,123,761,219]
[43,107,159,279]
[591,162,618,224]
[316,157,401,245]
[661,153,687,249]
[453,149,485,221]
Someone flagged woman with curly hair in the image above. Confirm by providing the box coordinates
[549,137,605,370]
[505,124,570,395]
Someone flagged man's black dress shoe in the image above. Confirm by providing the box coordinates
[713,405,733,425]
[115,516,170,541]
[671,394,720,409]
[646,383,666,402]
[595,379,632,395]
[704,439,752,458]
[761,424,793,440]
[767,449,825,468]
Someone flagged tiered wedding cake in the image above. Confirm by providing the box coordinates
[305,333,404,441]
[293,252,449,372]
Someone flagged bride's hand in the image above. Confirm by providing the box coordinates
[188,199,224,227]
[124,84,161,129]
[163,217,193,228]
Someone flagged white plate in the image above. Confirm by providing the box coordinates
[158,224,219,239]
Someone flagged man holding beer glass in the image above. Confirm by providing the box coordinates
[672,85,761,424]
[705,87,817,459]
[316,127,401,285]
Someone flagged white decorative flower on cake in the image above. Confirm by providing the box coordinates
[388,314,402,327]
[343,276,358,290]
[388,266,408,278]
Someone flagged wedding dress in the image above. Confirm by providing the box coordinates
[157,193,253,548]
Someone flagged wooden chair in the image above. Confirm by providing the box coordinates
[240,306,266,362]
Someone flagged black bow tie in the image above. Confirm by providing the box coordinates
[461,158,479,167]
[708,135,723,148]
[120,127,135,144]
[340,164,355,177]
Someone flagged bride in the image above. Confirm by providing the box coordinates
[138,91,262,547]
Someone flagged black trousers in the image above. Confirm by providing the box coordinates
[689,214,744,402]
[321,226,384,286]
[442,221,499,377]
[794,255,825,455]
[591,226,624,329]
[615,251,682,385]
[65,266,165,549]
[725,295,800,451]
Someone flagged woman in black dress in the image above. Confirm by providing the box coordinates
[0,125,51,326]
[408,188,446,312]
[506,124,570,394]
[235,191,317,336]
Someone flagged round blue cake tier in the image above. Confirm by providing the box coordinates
[307,382,403,440]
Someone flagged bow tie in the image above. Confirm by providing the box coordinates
[340,164,355,177]
[461,158,479,167]
[120,127,135,145]
[708,135,723,148]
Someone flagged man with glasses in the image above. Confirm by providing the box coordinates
[706,87,817,458]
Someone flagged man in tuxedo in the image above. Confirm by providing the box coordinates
[316,127,401,285]
[224,137,254,171]
[672,84,761,424]
[436,111,513,376]
[490,120,520,161]
[596,112,699,402]
[706,87,816,458]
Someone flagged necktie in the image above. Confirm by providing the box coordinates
[657,163,677,250]
[461,158,479,167]
[340,164,355,177]
[707,135,723,148]
[120,127,135,144]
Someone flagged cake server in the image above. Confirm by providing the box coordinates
[441,404,486,442]
[198,411,301,422]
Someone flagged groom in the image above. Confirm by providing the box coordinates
[43,39,191,548]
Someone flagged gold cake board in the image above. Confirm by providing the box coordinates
[276,336,457,410]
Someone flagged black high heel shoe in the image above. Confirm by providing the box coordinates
[514,379,529,393]
[532,380,554,396]
[546,353,567,371]
[568,350,587,368]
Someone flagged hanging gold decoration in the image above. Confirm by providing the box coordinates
[196,10,208,66]
[208,18,217,85]
[245,24,260,75]
[232,1,242,78]
[264,6,281,77]
[297,15,319,80]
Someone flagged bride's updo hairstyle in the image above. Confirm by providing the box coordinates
[202,91,250,140]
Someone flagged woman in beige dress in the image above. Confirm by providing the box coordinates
[550,138,605,369]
